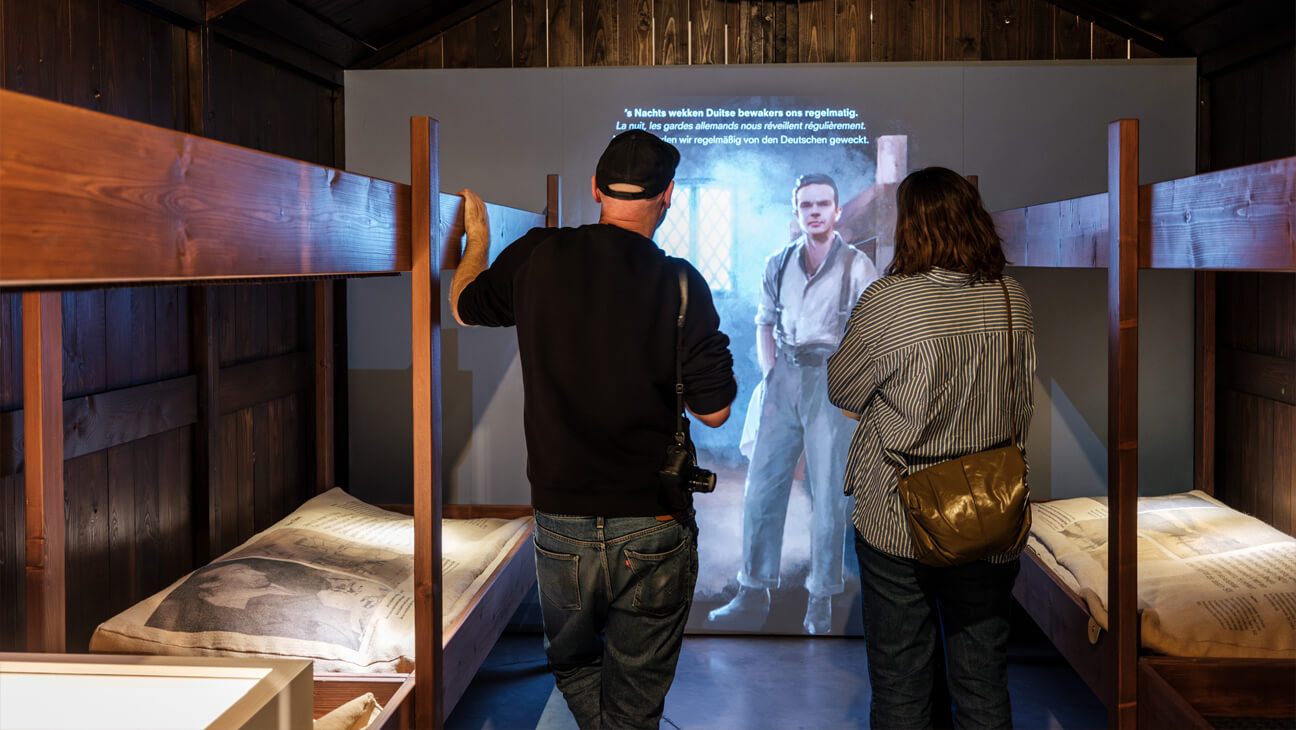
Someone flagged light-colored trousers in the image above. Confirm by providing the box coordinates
[738,355,853,596]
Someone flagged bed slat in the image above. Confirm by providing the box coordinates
[1141,158,1296,270]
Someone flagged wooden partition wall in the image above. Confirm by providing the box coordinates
[3,91,552,729]
[0,89,408,652]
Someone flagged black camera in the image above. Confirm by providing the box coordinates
[660,442,717,494]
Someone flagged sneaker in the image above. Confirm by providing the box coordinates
[803,594,831,635]
[707,586,771,625]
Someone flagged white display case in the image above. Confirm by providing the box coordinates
[0,653,312,730]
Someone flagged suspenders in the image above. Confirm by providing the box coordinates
[772,237,856,350]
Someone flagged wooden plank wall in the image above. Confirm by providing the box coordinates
[0,0,337,651]
[1203,45,1296,537]
[376,0,1157,69]
[383,0,1295,541]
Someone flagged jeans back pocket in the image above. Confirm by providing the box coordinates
[534,541,581,610]
[625,536,696,617]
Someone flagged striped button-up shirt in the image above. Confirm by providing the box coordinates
[826,268,1036,562]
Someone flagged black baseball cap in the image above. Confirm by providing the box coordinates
[595,130,680,200]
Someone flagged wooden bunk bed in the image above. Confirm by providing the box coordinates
[990,119,1296,729]
[0,88,553,729]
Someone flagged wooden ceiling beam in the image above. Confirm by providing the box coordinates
[229,0,378,67]
[118,0,204,26]
[1045,0,1195,57]
[207,0,252,22]
[354,0,506,69]
[210,15,344,86]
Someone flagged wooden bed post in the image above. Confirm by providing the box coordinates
[314,280,335,494]
[411,116,445,730]
[546,174,562,228]
[1107,118,1140,729]
[22,291,65,652]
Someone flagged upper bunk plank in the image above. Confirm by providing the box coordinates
[1141,158,1296,270]
[437,195,544,270]
[994,193,1108,267]
[0,89,410,287]
[992,158,1296,271]
[1106,118,1139,729]
[22,291,64,652]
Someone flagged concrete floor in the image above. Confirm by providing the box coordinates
[444,630,1107,730]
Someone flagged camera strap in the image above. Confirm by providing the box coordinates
[674,264,688,447]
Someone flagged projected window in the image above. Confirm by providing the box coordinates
[657,183,734,291]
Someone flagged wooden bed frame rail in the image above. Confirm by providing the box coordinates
[2,89,553,730]
[995,123,1296,729]
[992,156,1296,271]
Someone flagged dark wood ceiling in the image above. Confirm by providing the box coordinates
[1048,0,1294,68]
[136,0,1293,84]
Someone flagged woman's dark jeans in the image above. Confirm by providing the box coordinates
[535,511,698,730]
[855,531,1020,729]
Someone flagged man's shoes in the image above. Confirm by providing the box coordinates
[707,586,770,627]
[803,594,832,635]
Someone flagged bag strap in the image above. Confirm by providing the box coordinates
[999,278,1019,450]
[896,278,1018,480]
[771,244,795,349]
[674,264,689,446]
[836,246,856,333]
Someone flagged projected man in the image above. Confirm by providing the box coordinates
[709,173,877,634]
[450,130,736,730]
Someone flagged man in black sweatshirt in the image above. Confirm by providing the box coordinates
[450,130,737,730]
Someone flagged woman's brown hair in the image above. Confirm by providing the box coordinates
[888,166,1007,282]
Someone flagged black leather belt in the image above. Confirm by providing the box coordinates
[781,343,836,367]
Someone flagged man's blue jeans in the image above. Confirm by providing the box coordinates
[534,511,698,730]
[855,532,1020,729]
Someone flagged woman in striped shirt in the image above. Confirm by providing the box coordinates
[827,167,1036,729]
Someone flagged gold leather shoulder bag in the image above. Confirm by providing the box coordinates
[897,279,1031,567]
